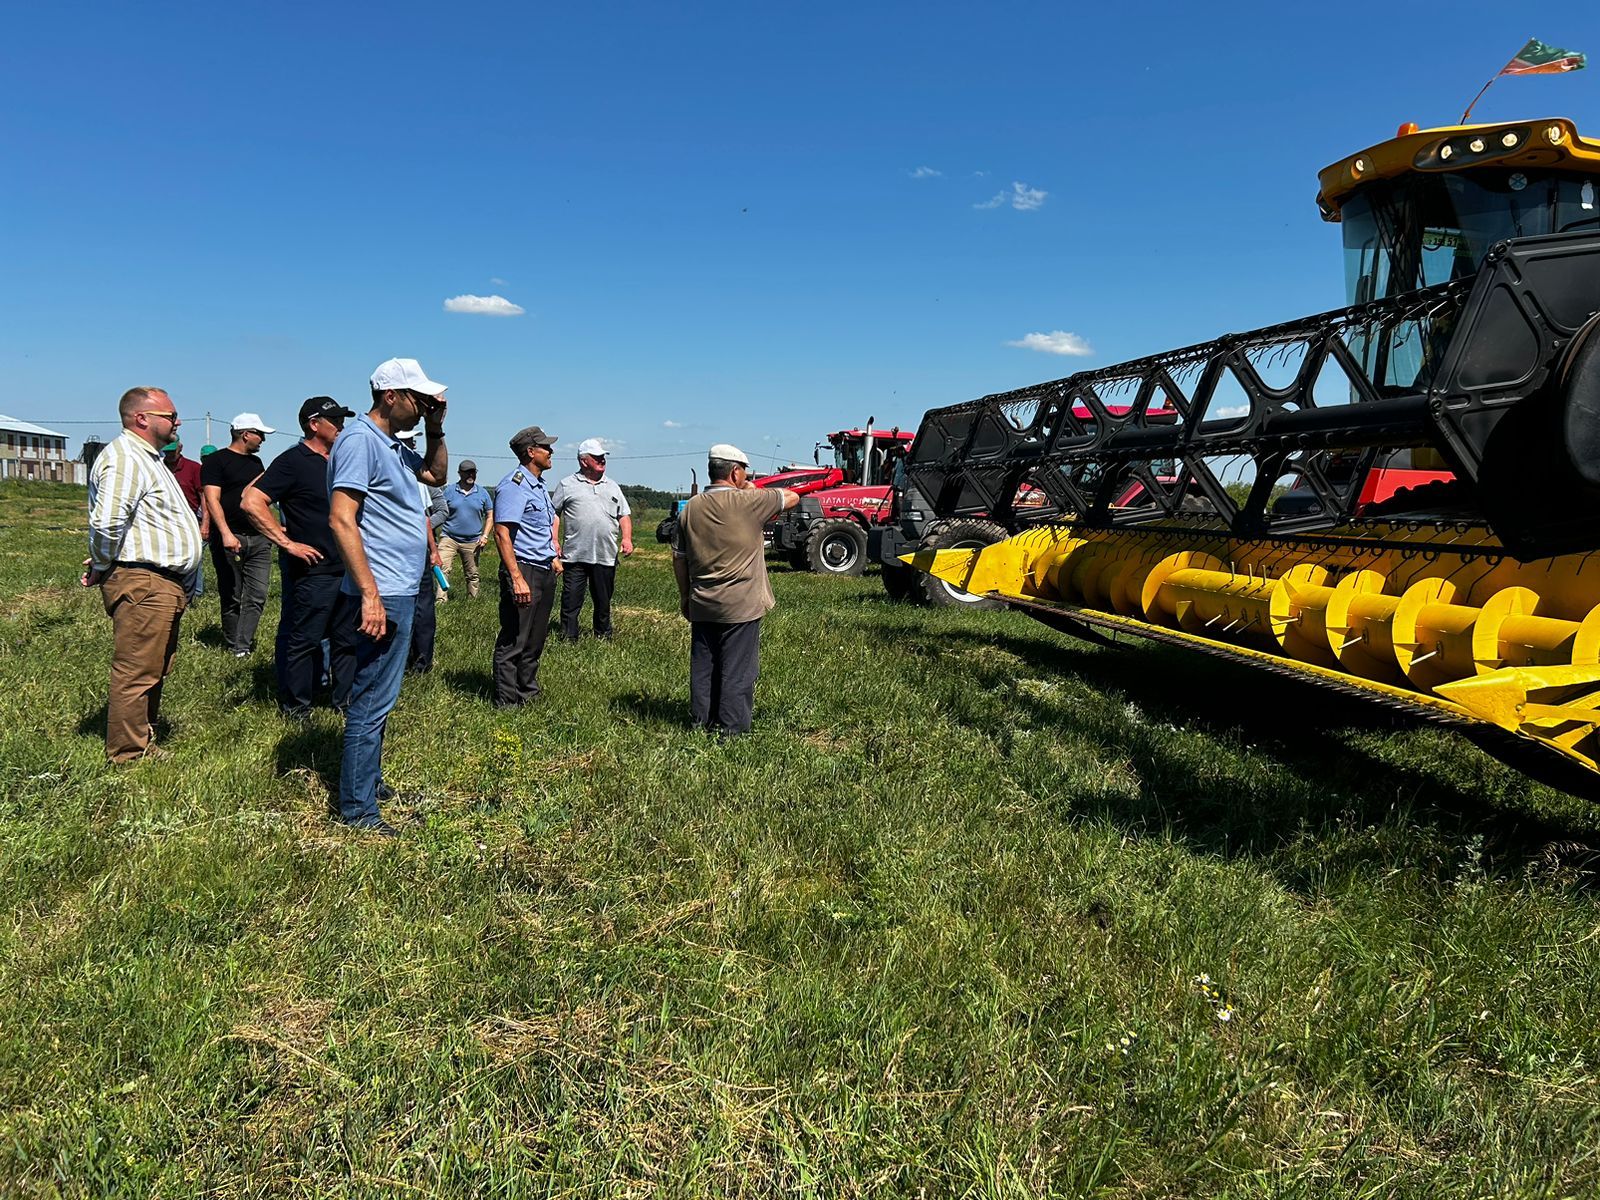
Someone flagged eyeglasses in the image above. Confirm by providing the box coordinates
[141,410,180,421]
[587,454,607,461]
[313,415,345,429]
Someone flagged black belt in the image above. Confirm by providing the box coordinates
[113,561,190,585]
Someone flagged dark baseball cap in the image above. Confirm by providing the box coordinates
[509,425,558,453]
[298,396,357,431]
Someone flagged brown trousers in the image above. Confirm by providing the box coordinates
[100,567,189,763]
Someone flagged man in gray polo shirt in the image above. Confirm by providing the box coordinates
[550,437,633,641]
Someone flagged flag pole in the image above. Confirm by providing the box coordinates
[1460,76,1497,124]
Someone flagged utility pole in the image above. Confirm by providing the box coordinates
[205,411,212,445]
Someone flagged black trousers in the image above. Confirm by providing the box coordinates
[275,568,342,716]
[407,563,437,673]
[494,559,556,706]
[689,619,762,734]
[559,560,616,639]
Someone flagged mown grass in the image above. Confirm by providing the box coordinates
[2,477,1599,1198]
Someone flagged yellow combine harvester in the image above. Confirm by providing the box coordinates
[902,118,1600,785]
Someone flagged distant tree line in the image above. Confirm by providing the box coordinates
[619,483,686,510]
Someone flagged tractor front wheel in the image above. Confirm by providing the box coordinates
[915,519,1007,608]
[806,519,868,576]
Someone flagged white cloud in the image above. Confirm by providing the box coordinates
[489,276,508,286]
[910,165,942,179]
[1009,182,1047,211]
[1211,404,1250,419]
[662,419,685,429]
[972,170,990,178]
[976,181,1048,212]
[443,294,525,316]
[1006,330,1094,357]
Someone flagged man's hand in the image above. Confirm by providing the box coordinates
[80,558,102,588]
[510,569,532,606]
[286,541,324,566]
[621,536,634,556]
[553,557,564,576]
[423,394,448,436]
[221,530,241,554]
[431,547,443,569]
[358,590,387,639]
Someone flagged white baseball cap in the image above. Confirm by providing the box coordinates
[577,437,607,457]
[370,357,447,396]
[393,427,417,441]
[230,412,276,434]
[709,443,749,466]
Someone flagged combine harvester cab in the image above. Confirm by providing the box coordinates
[903,117,1600,787]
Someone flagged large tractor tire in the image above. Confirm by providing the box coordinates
[805,518,869,576]
[915,518,1008,609]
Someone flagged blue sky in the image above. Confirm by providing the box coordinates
[4,3,1596,488]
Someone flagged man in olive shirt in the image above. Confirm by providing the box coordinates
[672,443,798,734]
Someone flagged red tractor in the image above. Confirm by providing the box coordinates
[759,420,915,575]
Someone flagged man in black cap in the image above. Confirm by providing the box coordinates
[491,425,562,707]
[437,458,493,600]
[240,396,356,717]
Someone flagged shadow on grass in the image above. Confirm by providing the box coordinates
[443,668,496,702]
[274,721,342,812]
[611,690,693,730]
[191,623,229,649]
[916,622,1600,880]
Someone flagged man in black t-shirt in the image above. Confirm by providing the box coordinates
[201,413,277,656]
[241,396,355,718]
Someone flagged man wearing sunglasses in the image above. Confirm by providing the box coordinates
[83,387,205,762]
[550,437,633,642]
[326,357,451,835]
[240,396,356,718]
[201,412,277,657]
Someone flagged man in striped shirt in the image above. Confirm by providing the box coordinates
[83,387,205,763]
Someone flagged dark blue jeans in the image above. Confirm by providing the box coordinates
[335,593,415,827]
[275,568,343,716]
[407,564,436,673]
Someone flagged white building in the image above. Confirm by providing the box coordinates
[0,415,86,484]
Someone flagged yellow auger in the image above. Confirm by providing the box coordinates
[896,116,1600,785]
[913,524,1600,774]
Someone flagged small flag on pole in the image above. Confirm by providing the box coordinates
[1461,38,1587,123]
[1500,38,1587,77]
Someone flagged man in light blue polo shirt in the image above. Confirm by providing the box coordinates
[491,424,561,707]
[437,459,493,600]
[326,357,451,835]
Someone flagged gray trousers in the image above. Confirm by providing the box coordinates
[212,531,272,654]
[689,619,761,734]
[493,559,556,706]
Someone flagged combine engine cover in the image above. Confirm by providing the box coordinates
[903,117,1600,785]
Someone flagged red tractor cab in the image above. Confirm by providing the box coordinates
[763,422,916,575]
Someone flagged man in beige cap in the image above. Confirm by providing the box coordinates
[672,444,798,734]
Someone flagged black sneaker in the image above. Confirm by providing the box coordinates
[348,818,399,837]
[377,781,396,802]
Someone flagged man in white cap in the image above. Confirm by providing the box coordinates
[672,444,798,734]
[326,358,450,835]
[200,411,277,657]
[550,437,633,641]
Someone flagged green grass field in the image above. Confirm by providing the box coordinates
[3,478,1599,1197]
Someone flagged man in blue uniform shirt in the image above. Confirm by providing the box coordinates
[492,425,562,707]
[326,357,451,835]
